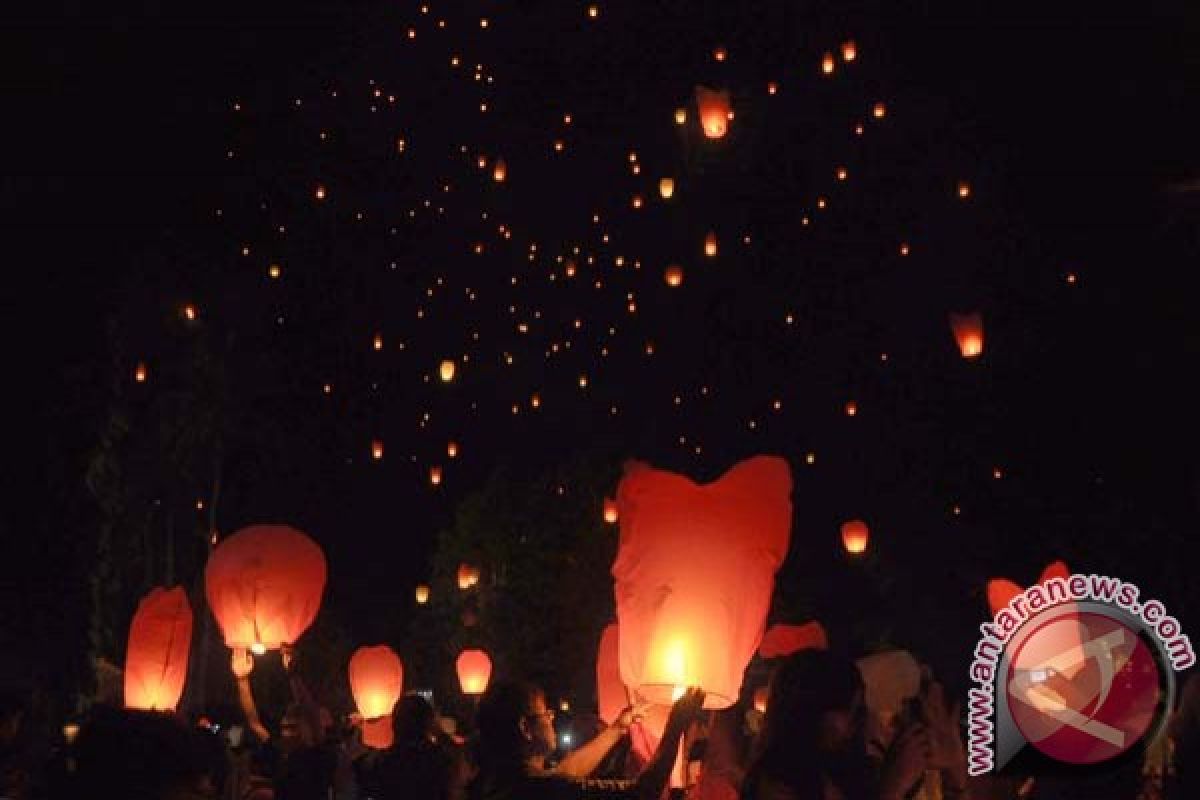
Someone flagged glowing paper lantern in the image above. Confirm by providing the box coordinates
[371,440,384,460]
[603,498,619,524]
[447,441,459,458]
[596,623,625,725]
[694,86,731,139]
[987,560,1069,616]
[704,231,718,257]
[758,621,828,658]
[205,525,327,655]
[457,562,480,590]
[822,52,835,74]
[124,587,192,711]
[664,265,684,287]
[493,158,507,183]
[456,649,492,695]
[753,686,769,714]
[841,41,857,61]
[415,584,430,604]
[349,645,404,748]
[611,456,792,709]
[949,311,984,359]
[439,359,456,382]
[674,108,687,125]
[840,519,869,555]
[658,178,675,199]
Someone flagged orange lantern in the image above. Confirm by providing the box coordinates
[596,623,625,725]
[415,584,430,604]
[456,648,492,695]
[447,441,459,458]
[949,311,984,359]
[603,498,619,524]
[841,519,869,555]
[658,178,675,199]
[430,465,443,486]
[987,560,1069,617]
[205,525,326,656]
[124,587,192,711]
[457,562,480,590]
[758,621,829,658]
[753,686,769,714]
[134,362,148,383]
[348,645,404,748]
[821,52,835,74]
[493,158,507,182]
[371,439,384,460]
[439,359,456,382]
[664,265,684,287]
[674,108,687,125]
[694,86,731,139]
[611,456,792,709]
[841,40,857,62]
[703,231,718,257]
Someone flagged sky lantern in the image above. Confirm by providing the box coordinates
[134,362,148,383]
[949,311,984,359]
[611,456,792,709]
[415,584,430,604]
[603,498,619,524]
[753,686,769,714]
[841,40,857,61]
[348,645,404,748]
[704,231,718,257]
[758,621,829,658]
[447,441,459,458]
[957,181,971,198]
[314,184,326,200]
[430,465,443,486]
[844,401,858,417]
[658,178,675,199]
[822,52,835,74]
[492,158,507,182]
[204,525,326,661]
[457,649,492,695]
[595,623,625,725]
[987,561,1069,616]
[694,86,731,139]
[124,587,192,712]
[439,359,456,382]
[371,439,384,460]
[872,101,887,118]
[674,108,687,125]
[713,45,727,62]
[841,519,869,555]
[664,265,684,287]
[457,562,480,590]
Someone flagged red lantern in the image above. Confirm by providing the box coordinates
[492,158,507,183]
[949,311,984,359]
[124,587,192,711]
[457,562,480,590]
[694,86,731,139]
[204,525,327,655]
[704,231,718,258]
[753,686,769,714]
[596,623,625,726]
[611,456,792,709]
[987,560,1069,616]
[603,499,619,525]
[456,649,492,695]
[348,645,404,748]
[758,621,828,658]
[840,519,869,555]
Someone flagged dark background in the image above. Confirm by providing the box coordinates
[3,0,1199,702]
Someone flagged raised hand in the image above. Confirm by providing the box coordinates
[231,647,254,679]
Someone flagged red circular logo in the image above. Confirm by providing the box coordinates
[1006,610,1162,765]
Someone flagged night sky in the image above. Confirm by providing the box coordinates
[5,0,1200,675]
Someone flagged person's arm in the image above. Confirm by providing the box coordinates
[233,649,271,744]
[631,689,705,800]
[555,705,647,779]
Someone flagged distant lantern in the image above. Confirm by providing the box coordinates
[841,40,857,61]
[822,52,836,74]
[631,195,643,209]
[587,4,599,18]
[753,686,769,714]
[430,466,443,486]
[664,265,684,287]
[957,181,971,199]
[841,519,869,555]
[674,108,687,125]
[658,178,675,199]
[704,231,718,257]
[439,359,457,382]
[268,263,282,279]
[315,184,326,200]
[371,440,384,460]
[348,645,404,749]
[456,562,480,590]
[949,311,984,359]
[872,102,886,118]
[374,334,384,351]
[713,46,727,62]
[694,85,731,139]
[447,441,459,458]
[612,456,792,708]
[603,498,619,524]
[844,401,858,417]
[183,304,197,321]
[493,158,507,182]
[456,649,492,695]
[415,584,430,604]
[205,525,326,659]
[767,81,778,95]
[124,587,192,712]
[134,362,148,383]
